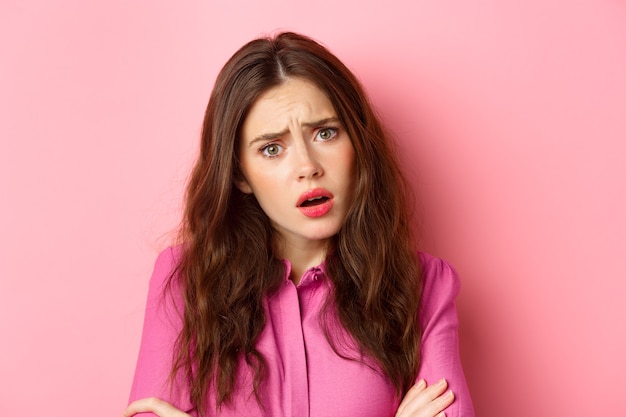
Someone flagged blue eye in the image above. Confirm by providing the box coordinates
[260,143,282,157]
[316,127,337,141]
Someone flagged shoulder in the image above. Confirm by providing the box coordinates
[129,245,190,408]
[417,252,461,323]
[152,245,184,275]
[415,253,475,416]
[145,245,186,317]
[148,245,184,289]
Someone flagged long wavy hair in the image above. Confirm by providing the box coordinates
[171,32,423,415]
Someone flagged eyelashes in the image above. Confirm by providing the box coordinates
[257,126,340,158]
[259,143,283,157]
[316,127,338,141]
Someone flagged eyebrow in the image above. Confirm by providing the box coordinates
[247,117,341,148]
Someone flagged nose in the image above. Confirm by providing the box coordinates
[296,145,323,180]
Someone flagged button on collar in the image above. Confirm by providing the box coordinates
[297,266,325,287]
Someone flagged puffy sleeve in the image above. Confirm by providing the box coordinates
[417,253,475,417]
[128,246,194,416]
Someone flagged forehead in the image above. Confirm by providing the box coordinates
[241,78,337,139]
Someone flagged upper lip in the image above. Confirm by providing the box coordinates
[297,188,333,207]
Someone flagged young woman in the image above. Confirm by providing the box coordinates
[124,32,475,417]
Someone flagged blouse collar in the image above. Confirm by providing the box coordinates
[281,258,328,287]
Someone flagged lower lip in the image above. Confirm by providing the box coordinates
[298,199,334,218]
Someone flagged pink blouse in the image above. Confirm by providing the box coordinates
[129,247,475,416]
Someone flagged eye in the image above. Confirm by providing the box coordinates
[316,127,337,141]
[260,143,283,157]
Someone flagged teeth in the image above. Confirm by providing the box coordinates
[307,196,323,202]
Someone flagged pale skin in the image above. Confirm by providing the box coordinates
[236,78,357,282]
[124,78,454,416]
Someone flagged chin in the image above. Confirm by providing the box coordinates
[304,226,342,242]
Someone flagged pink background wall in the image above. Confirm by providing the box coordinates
[2,1,625,416]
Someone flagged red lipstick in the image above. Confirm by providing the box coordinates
[297,188,334,218]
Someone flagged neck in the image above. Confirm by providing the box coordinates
[275,237,329,285]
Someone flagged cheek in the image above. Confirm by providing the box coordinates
[343,146,357,179]
[346,149,358,200]
[243,168,281,200]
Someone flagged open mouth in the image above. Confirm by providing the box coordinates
[299,196,330,207]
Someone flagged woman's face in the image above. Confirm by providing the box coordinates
[237,77,356,252]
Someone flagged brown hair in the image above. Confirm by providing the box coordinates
[171,32,422,415]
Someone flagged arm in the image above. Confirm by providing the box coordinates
[127,247,194,417]
[395,378,455,417]
[414,254,475,417]
[125,398,191,417]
